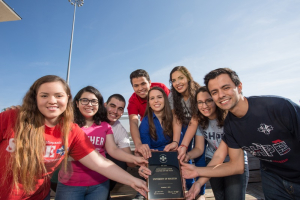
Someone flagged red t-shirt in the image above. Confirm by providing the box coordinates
[127,82,170,121]
[0,110,95,200]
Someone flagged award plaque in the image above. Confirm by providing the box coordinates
[147,151,185,200]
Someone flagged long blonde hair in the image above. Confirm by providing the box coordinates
[11,75,73,194]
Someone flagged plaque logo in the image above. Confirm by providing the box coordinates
[159,154,167,163]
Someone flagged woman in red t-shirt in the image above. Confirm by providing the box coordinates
[0,75,148,200]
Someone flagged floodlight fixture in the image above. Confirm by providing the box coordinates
[66,0,84,85]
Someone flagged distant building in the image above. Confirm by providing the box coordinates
[0,0,21,22]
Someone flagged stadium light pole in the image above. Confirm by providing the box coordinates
[66,0,84,85]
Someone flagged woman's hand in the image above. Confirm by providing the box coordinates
[130,177,149,198]
[180,161,200,179]
[183,152,191,163]
[163,141,178,151]
[186,182,202,200]
[177,145,187,161]
[138,165,152,179]
[133,156,148,166]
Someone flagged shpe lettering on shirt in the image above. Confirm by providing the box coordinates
[203,131,224,141]
[242,140,291,163]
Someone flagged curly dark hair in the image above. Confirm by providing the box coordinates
[196,86,227,130]
[73,86,110,127]
[169,66,200,125]
[144,87,173,141]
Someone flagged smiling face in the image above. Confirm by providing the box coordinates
[148,89,165,114]
[36,81,69,127]
[105,97,125,124]
[207,73,242,112]
[131,77,151,99]
[76,92,99,120]
[171,70,189,95]
[197,91,217,120]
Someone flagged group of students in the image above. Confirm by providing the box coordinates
[127,67,248,200]
[0,66,299,200]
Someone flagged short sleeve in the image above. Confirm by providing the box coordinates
[276,98,300,142]
[127,95,139,116]
[222,117,242,149]
[68,124,96,161]
[161,84,170,96]
[139,117,151,147]
[168,92,174,110]
[105,123,113,135]
[195,126,204,137]
[113,122,130,148]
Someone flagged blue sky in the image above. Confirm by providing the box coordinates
[1,0,300,114]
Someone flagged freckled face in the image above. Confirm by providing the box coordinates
[36,81,69,127]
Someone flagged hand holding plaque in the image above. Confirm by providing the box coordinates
[180,161,200,179]
[147,151,185,200]
[139,165,152,179]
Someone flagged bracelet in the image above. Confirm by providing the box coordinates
[179,144,188,149]
[172,141,179,146]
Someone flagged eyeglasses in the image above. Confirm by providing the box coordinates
[197,99,214,107]
[79,98,98,106]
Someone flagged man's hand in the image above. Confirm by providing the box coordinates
[186,182,202,200]
[180,161,200,179]
[135,143,152,159]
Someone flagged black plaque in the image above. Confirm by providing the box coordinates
[147,151,185,200]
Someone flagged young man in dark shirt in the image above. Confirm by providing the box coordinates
[182,68,300,200]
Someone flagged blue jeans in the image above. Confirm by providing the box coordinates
[55,180,110,200]
[44,191,50,200]
[206,158,249,200]
[260,163,300,200]
[180,125,206,195]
